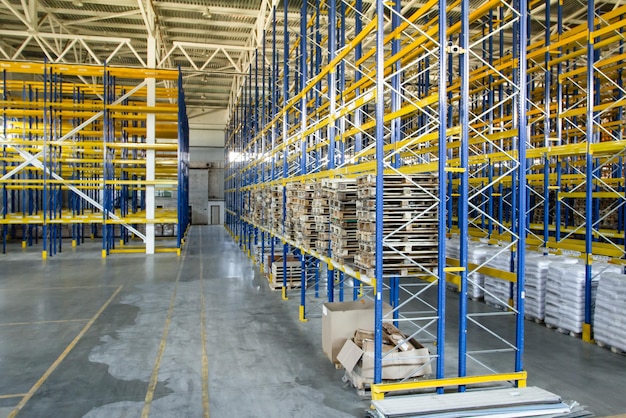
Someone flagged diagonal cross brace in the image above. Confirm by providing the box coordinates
[11,145,148,242]
[1,80,147,181]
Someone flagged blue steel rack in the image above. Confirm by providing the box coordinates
[224,0,538,400]
[0,62,190,257]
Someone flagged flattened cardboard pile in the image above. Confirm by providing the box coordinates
[337,323,432,382]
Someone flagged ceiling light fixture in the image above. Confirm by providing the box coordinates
[72,0,84,6]
[202,7,212,19]
[201,93,207,100]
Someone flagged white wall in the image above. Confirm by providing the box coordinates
[190,147,224,163]
[188,108,227,152]
[187,109,226,215]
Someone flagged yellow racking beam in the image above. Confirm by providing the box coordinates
[0,61,179,80]
[370,372,527,401]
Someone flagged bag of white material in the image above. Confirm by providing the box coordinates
[545,260,622,334]
[593,273,626,352]
[524,252,553,320]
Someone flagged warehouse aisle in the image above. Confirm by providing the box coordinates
[0,226,364,418]
[1,226,626,417]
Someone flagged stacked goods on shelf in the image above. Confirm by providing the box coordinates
[594,273,626,352]
[268,255,302,290]
[599,199,618,230]
[524,253,577,321]
[312,182,331,254]
[530,187,545,224]
[293,183,316,250]
[268,185,283,235]
[249,187,263,227]
[545,260,622,334]
[354,174,438,278]
[324,178,359,265]
[482,246,513,309]
[446,236,489,299]
[285,182,301,241]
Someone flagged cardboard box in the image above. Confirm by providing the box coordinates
[337,325,432,380]
[322,300,391,364]
[359,339,431,379]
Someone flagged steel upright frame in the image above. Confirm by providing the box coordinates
[225,0,531,398]
[0,61,189,257]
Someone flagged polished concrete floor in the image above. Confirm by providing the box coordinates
[0,225,624,417]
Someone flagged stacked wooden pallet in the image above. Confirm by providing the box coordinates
[268,185,283,235]
[250,187,265,227]
[268,256,302,290]
[324,178,359,265]
[294,182,316,250]
[599,198,618,229]
[313,181,331,254]
[354,174,439,278]
[285,182,301,241]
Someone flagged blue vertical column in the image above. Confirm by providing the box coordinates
[352,0,363,300]
[281,0,290,301]
[373,0,385,385]
[555,1,564,242]
[543,0,551,247]
[458,0,470,389]
[1,70,6,254]
[261,28,267,270]
[388,0,401,324]
[327,0,337,304]
[437,0,448,386]
[514,0,528,375]
[42,61,48,259]
[583,0,596,343]
[299,0,308,322]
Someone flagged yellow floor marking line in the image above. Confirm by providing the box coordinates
[0,319,89,327]
[0,394,27,400]
[199,232,210,418]
[8,285,123,418]
[0,285,118,292]
[141,239,189,418]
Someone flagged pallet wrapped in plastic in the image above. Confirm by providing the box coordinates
[545,260,622,334]
[594,273,626,352]
[524,253,577,321]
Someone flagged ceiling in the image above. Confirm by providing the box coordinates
[0,0,617,117]
[0,0,300,114]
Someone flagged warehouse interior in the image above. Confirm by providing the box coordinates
[1,0,626,417]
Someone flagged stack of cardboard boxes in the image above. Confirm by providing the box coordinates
[322,300,431,390]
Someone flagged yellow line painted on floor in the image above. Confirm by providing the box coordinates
[0,319,89,327]
[199,232,210,418]
[141,240,189,418]
[7,285,123,418]
[0,394,27,400]
[0,285,119,292]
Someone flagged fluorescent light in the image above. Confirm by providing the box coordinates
[72,0,84,6]
[202,7,212,18]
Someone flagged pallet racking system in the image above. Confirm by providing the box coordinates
[225,0,626,398]
[0,61,190,258]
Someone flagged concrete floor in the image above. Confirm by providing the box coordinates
[0,225,624,417]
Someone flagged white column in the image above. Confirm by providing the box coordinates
[146,34,156,254]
